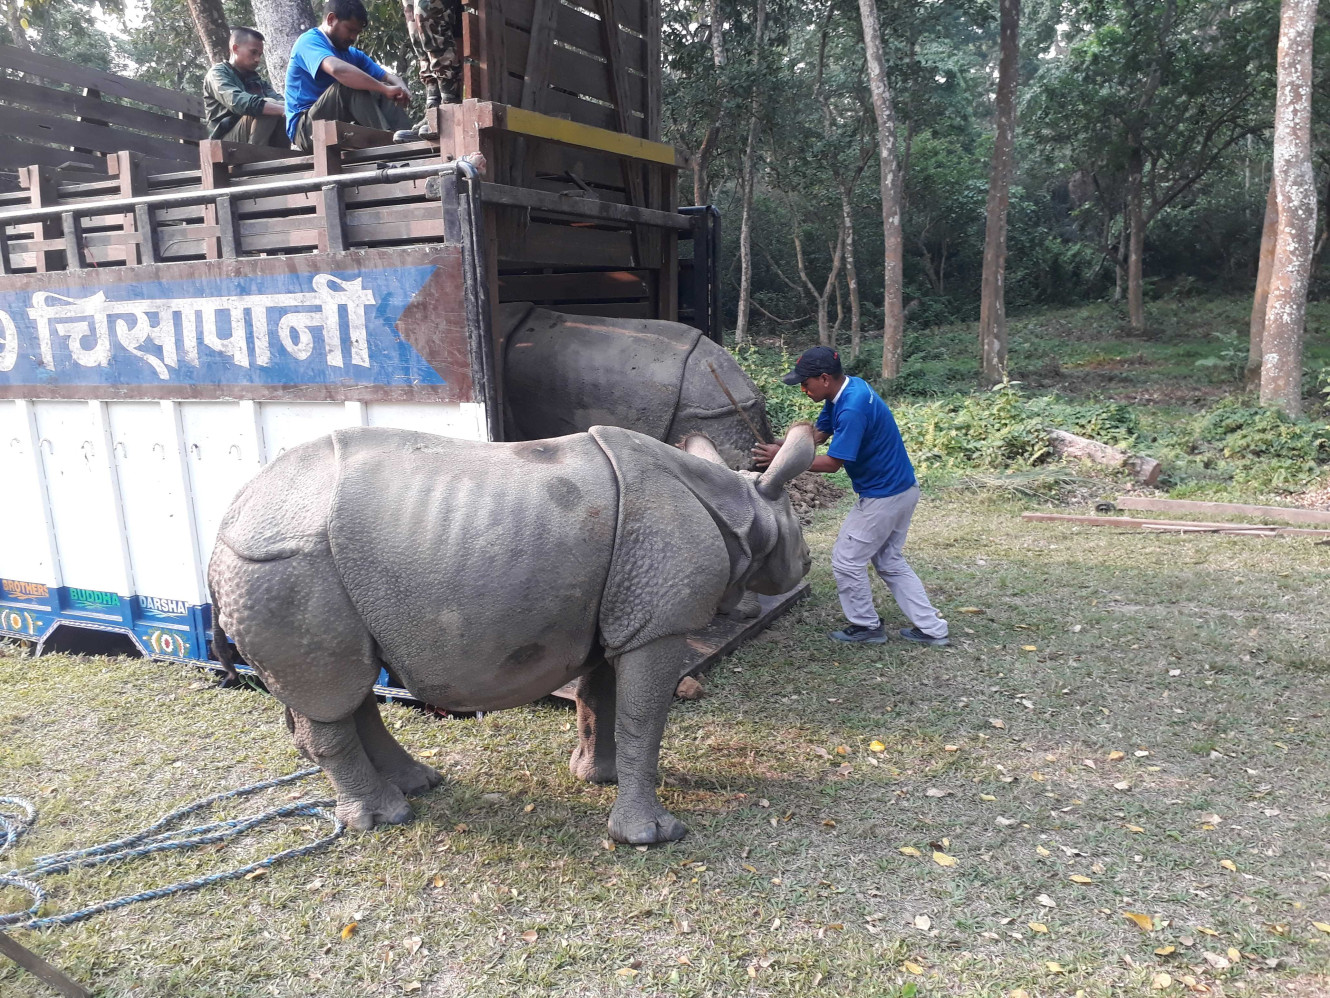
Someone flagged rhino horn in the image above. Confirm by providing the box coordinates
[756,422,816,499]
[678,432,726,466]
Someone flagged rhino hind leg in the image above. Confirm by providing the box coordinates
[605,637,688,845]
[570,660,617,784]
[353,693,444,796]
[288,709,413,831]
[211,540,413,831]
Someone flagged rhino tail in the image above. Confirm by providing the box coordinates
[210,616,241,687]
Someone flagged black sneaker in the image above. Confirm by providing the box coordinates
[830,623,888,644]
[899,626,949,647]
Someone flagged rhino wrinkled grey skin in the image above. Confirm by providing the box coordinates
[208,424,815,844]
[502,304,772,471]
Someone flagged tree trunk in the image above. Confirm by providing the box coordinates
[2,0,30,49]
[794,227,845,347]
[857,0,904,378]
[1247,178,1278,388]
[693,123,720,205]
[1126,142,1146,333]
[186,0,232,66]
[841,185,863,360]
[1113,206,1127,302]
[707,0,726,66]
[733,0,766,346]
[251,0,316,88]
[1261,0,1318,417]
[979,0,1019,385]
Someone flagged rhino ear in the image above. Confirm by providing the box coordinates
[756,422,815,499]
[678,433,727,466]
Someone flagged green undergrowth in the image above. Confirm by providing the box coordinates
[734,298,1330,503]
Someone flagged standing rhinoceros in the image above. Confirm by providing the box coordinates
[501,304,772,470]
[208,424,815,844]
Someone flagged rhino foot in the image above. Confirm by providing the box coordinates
[380,760,445,797]
[726,590,762,619]
[569,744,617,784]
[608,803,687,845]
[336,785,414,831]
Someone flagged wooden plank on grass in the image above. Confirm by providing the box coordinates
[1115,496,1330,526]
[1021,512,1330,538]
[0,932,91,998]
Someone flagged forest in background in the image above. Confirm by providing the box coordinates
[2,0,1328,407]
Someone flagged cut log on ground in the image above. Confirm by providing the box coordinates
[1022,512,1330,539]
[1115,496,1330,526]
[1047,429,1161,486]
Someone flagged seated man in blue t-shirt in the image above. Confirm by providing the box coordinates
[753,346,949,647]
[285,0,415,151]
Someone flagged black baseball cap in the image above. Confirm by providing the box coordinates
[782,346,843,385]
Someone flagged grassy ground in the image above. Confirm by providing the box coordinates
[3,491,1329,997]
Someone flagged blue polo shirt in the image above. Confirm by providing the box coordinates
[815,376,916,498]
[284,28,387,141]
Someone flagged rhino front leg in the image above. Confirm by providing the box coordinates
[570,660,617,784]
[288,709,413,831]
[352,694,444,796]
[606,636,688,845]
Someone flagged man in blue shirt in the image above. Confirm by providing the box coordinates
[753,346,949,646]
[285,0,415,151]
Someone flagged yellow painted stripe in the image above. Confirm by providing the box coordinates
[502,106,680,167]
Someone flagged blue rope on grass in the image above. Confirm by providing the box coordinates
[0,768,344,930]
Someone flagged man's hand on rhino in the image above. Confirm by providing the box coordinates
[751,441,782,469]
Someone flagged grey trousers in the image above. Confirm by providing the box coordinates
[830,485,948,637]
[293,82,413,151]
[220,113,288,148]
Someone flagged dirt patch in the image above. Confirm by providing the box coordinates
[786,472,846,521]
[1063,351,1153,371]
[1298,477,1330,510]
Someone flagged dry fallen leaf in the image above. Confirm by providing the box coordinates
[960,606,985,614]
[244,869,267,881]
[402,983,422,994]
[1202,951,1230,971]
[1125,824,1146,834]
[1114,781,1132,791]
[944,745,960,752]
[932,851,957,867]
[869,740,886,753]
[1152,972,1173,990]
[1227,948,1241,962]
[990,718,1006,729]
[1219,859,1237,872]
[1123,912,1155,932]
[1155,945,1176,956]
[1069,874,1093,884]
[903,961,924,974]
[1022,645,1038,652]
[925,788,950,798]
[822,819,837,828]
[899,846,922,858]
[1036,894,1057,908]
[835,745,850,756]
[404,935,423,955]
[980,794,997,801]
[914,914,931,930]
[1196,927,1220,937]
[1312,922,1330,934]
[521,930,538,943]
[1045,961,1066,973]
[432,874,445,888]
[1036,845,1051,857]
[340,922,358,940]
[1029,922,1049,934]
[1009,991,1030,998]
[615,968,639,977]
[1108,750,1126,761]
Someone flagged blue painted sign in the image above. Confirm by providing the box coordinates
[0,267,444,389]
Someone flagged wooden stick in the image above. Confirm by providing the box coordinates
[1021,512,1330,538]
[0,932,91,998]
[707,362,770,443]
[1115,496,1330,526]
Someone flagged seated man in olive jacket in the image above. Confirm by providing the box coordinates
[203,27,288,148]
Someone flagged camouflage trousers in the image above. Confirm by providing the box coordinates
[403,0,463,103]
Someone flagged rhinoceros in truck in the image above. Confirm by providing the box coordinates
[208,424,815,844]
[501,304,772,471]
